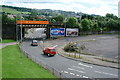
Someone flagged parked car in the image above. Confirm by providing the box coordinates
[43,47,56,56]
[31,40,38,46]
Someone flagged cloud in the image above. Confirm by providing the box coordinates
[1,0,119,16]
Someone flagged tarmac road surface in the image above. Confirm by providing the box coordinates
[21,39,119,79]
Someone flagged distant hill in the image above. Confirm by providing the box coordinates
[1,5,99,18]
[1,5,31,14]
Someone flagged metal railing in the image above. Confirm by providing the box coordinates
[19,44,71,80]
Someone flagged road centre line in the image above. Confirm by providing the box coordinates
[70,72,75,75]
[68,68,85,73]
[83,76,89,78]
[94,71,118,76]
[79,63,93,68]
[72,66,85,70]
[76,74,80,77]
[64,71,69,74]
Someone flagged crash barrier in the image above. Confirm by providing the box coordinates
[19,43,98,80]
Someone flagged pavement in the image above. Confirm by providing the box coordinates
[0,42,17,49]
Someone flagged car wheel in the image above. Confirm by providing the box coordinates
[43,52,46,55]
[47,54,51,57]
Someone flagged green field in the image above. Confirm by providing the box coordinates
[2,45,56,78]
[0,40,15,43]
[2,7,31,14]
[2,7,20,14]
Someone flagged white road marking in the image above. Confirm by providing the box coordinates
[53,45,58,48]
[83,76,89,78]
[76,74,80,77]
[68,68,85,73]
[70,72,75,75]
[78,63,93,68]
[100,37,106,39]
[95,71,118,76]
[72,66,85,70]
[64,71,69,74]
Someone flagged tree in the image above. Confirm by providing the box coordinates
[106,13,118,20]
[80,18,91,31]
[51,15,64,22]
[107,19,118,31]
[66,17,79,28]
[2,13,16,23]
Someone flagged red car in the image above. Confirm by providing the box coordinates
[43,47,56,56]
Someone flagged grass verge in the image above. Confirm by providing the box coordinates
[94,57,120,64]
[116,36,120,38]
[0,40,15,43]
[2,45,56,78]
[0,48,2,79]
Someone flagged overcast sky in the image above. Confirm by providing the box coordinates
[1,0,119,16]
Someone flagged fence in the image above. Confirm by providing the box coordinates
[19,43,72,80]
[19,42,120,80]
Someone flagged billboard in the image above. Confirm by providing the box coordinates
[66,28,78,36]
[50,28,65,37]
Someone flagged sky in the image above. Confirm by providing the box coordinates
[1,0,119,16]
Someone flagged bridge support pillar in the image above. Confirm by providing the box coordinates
[46,27,50,39]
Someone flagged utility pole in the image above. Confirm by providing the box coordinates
[16,15,18,42]
[64,18,67,37]
[20,13,22,42]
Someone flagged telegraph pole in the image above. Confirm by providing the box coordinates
[16,16,18,42]
[20,13,22,42]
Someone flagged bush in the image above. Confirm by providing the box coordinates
[63,42,78,52]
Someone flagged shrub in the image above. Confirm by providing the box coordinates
[63,42,78,52]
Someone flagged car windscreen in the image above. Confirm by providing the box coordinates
[32,40,37,43]
[50,49,55,52]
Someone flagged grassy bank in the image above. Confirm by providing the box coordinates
[116,36,120,38]
[2,45,56,78]
[0,49,2,79]
[0,40,15,43]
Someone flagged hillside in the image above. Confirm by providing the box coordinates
[1,5,90,18]
[1,6,31,14]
